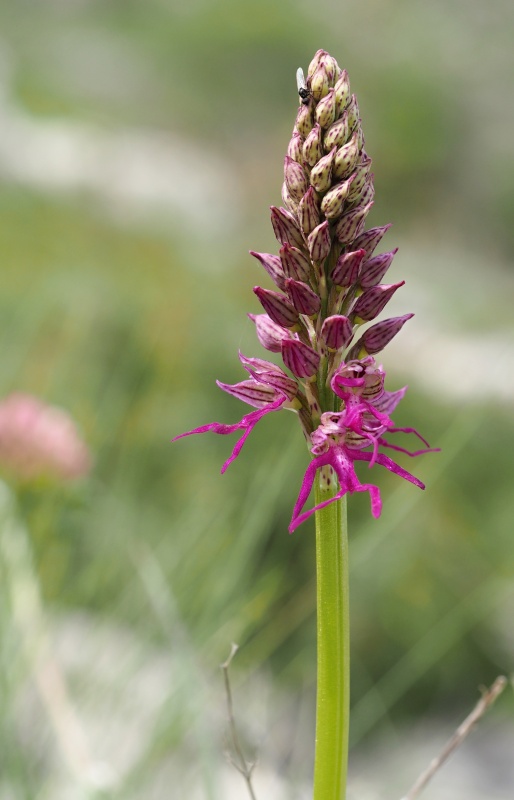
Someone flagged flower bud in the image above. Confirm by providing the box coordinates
[280,243,311,282]
[250,250,287,290]
[307,220,331,262]
[310,147,336,193]
[315,88,336,129]
[284,156,309,202]
[346,155,372,202]
[295,103,314,137]
[360,248,398,288]
[248,313,291,353]
[346,94,360,129]
[351,281,405,322]
[310,64,329,100]
[320,175,355,220]
[281,339,320,378]
[303,124,323,166]
[254,287,300,328]
[324,111,351,151]
[298,186,321,236]
[270,206,305,250]
[334,201,373,244]
[320,315,353,351]
[353,224,392,259]
[351,174,375,207]
[333,131,360,179]
[286,278,321,316]
[330,249,366,287]
[351,313,414,356]
[307,49,326,78]
[287,132,305,164]
[281,181,297,214]
[334,70,351,116]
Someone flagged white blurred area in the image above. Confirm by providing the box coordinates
[0,45,243,240]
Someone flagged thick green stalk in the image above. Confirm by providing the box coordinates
[313,471,349,800]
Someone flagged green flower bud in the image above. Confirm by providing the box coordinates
[334,70,351,116]
[295,103,314,138]
[310,64,329,101]
[320,175,355,220]
[332,131,361,180]
[310,147,336,193]
[315,88,337,129]
[303,124,324,166]
[324,111,351,152]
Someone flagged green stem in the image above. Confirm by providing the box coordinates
[313,469,349,800]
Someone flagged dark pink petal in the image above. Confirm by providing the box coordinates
[289,446,382,532]
[173,393,287,474]
[352,449,425,489]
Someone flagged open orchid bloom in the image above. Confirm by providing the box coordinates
[174,49,437,530]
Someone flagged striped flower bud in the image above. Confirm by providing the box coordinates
[307,49,325,78]
[324,111,351,151]
[353,224,392,259]
[281,339,320,378]
[331,249,366,287]
[333,131,360,179]
[320,175,355,220]
[270,206,305,250]
[281,180,298,214]
[286,278,321,317]
[284,156,310,202]
[254,286,300,328]
[287,132,305,163]
[310,64,329,101]
[360,248,398,288]
[248,313,292,353]
[250,251,287,290]
[346,155,372,202]
[351,281,405,322]
[303,124,324,166]
[349,313,414,357]
[295,103,314,137]
[353,174,375,207]
[334,70,351,116]
[334,201,373,244]
[310,147,336,193]
[297,186,321,236]
[307,220,331,262]
[346,95,360,129]
[315,88,337,129]
[320,315,353,351]
[279,243,311,282]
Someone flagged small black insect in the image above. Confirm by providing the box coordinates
[296,67,311,105]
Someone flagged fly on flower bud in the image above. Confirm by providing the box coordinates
[296,67,311,105]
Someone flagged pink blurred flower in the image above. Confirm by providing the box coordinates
[0,393,91,482]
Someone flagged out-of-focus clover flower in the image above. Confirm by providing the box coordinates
[0,393,91,482]
[174,50,437,530]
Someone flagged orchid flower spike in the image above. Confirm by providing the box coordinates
[173,50,438,531]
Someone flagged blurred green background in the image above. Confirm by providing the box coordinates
[1,1,513,798]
